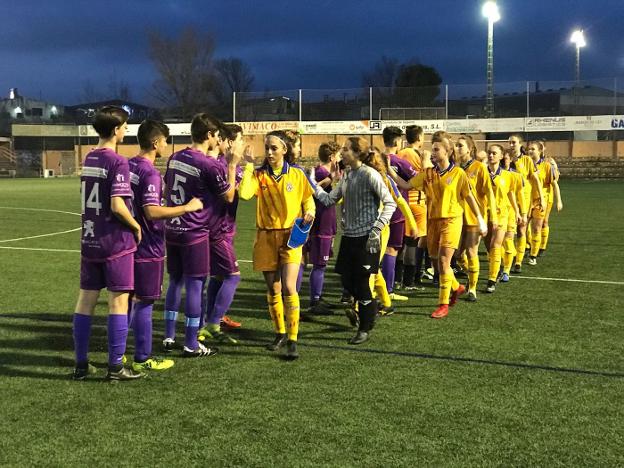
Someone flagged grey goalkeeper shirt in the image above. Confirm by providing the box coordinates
[314,164,396,237]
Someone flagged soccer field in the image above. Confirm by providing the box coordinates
[0,178,623,466]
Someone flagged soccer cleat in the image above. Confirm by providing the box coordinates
[538,249,545,257]
[449,284,466,307]
[486,280,496,293]
[512,264,522,274]
[527,256,537,266]
[284,340,299,360]
[132,357,175,372]
[105,366,145,381]
[404,284,425,292]
[162,338,176,353]
[500,273,510,283]
[389,292,408,301]
[377,306,395,317]
[340,292,353,305]
[466,291,477,302]
[308,300,333,316]
[348,331,369,345]
[121,354,127,365]
[393,281,403,291]
[72,362,97,381]
[422,267,435,281]
[345,307,360,328]
[212,330,239,345]
[221,316,241,329]
[266,333,288,351]
[431,305,449,319]
[197,327,213,342]
[182,342,218,358]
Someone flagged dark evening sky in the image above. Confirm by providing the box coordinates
[1,0,623,105]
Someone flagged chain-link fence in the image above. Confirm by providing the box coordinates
[234,77,624,121]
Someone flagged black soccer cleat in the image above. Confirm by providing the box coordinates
[348,331,369,345]
[266,333,288,351]
[284,340,299,360]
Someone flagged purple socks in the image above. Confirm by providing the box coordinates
[164,275,183,340]
[207,275,240,325]
[184,277,204,351]
[381,254,397,293]
[309,265,325,301]
[73,313,92,365]
[107,314,128,367]
[131,301,153,362]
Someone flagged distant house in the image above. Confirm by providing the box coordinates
[0,88,64,134]
[65,99,160,124]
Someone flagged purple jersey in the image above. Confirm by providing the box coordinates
[164,147,230,245]
[389,154,417,223]
[311,165,337,237]
[129,156,165,260]
[214,154,243,238]
[80,148,136,261]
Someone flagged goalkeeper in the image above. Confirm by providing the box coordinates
[313,137,396,345]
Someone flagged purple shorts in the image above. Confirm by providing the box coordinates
[210,236,240,276]
[388,221,405,249]
[166,237,210,279]
[134,258,165,300]
[308,235,333,266]
[80,253,134,292]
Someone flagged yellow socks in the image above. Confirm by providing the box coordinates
[373,274,391,308]
[267,293,285,334]
[540,226,550,250]
[439,273,453,305]
[284,294,300,342]
[488,247,502,281]
[467,256,480,292]
[515,236,526,265]
[530,229,541,257]
[503,237,516,274]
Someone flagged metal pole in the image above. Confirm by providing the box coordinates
[369,87,373,121]
[445,84,449,119]
[232,92,236,122]
[298,89,302,121]
[614,78,618,115]
[486,18,495,118]
[526,81,530,117]
[575,46,581,84]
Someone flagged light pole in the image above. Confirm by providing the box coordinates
[482,1,500,118]
[570,29,586,84]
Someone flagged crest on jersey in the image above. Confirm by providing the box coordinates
[83,220,95,238]
[148,184,156,193]
[116,174,125,182]
[446,177,453,185]
[286,182,294,192]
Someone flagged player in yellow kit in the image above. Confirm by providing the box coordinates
[525,141,562,266]
[500,150,527,283]
[393,132,487,319]
[239,130,315,360]
[508,134,544,273]
[539,141,563,256]
[455,135,497,302]
[484,145,521,293]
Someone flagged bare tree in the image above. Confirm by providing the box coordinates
[214,57,255,94]
[79,79,104,103]
[148,26,217,118]
[107,74,132,101]
[361,55,400,88]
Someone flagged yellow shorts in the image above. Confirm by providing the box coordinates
[253,229,302,272]
[427,216,463,255]
[531,200,546,220]
[409,203,427,237]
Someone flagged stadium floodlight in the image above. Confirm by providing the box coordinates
[570,29,586,84]
[482,1,500,117]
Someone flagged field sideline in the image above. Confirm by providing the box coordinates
[0,178,623,466]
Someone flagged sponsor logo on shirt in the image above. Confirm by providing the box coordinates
[83,220,95,238]
[148,184,156,193]
[286,182,294,192]
[116,174,125,182]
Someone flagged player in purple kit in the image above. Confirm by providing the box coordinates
[72,106,144,381]
[198,123,245,344]
[129,120,204,371]
[382,126,416,301]
[162,113,240,357]
[306,141,340,316]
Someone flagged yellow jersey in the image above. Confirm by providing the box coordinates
[239,162,315,230]
[409,163,471,220]
[460,159,496,226]
[489,167,515,221]
[385,175,418,235]
[507,168,527,215]
[397,147,426,207]
[534,159,555,206]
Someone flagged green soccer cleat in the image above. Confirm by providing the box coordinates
[212,330,239,345]
[197,327,213,342]
[132,357,175,372]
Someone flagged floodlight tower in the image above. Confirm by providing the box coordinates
[570,29,586,84]
[482,1,500,118]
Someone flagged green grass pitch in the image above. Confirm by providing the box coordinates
[0,178,622,466]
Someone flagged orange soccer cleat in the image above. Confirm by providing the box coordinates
[431,304,449,319]
[449,284,466,307]
[221,315,242,329]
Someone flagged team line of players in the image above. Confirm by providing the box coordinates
[71,105,562,380]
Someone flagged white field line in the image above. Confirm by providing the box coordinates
[0,206,82,243]
[0,244,621,285]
